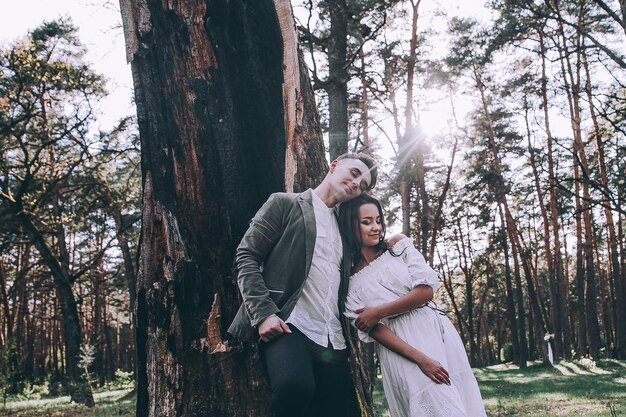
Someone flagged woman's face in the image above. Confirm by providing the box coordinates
[357,203,382,248]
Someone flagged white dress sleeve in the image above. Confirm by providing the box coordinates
[396,238,441,293]
[344,283,376,343]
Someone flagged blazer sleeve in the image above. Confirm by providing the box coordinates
[235,193,284,327]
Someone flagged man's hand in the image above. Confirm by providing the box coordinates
[354,306,383,333]
[415,354,450,385]
[258,314,291,343]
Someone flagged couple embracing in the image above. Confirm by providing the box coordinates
[228,153,487,417]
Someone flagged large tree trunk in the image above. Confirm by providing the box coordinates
[120,1,371,416]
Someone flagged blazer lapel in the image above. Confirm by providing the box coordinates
[297,189,316,278]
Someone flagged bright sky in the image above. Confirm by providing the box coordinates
[1,0,134,132]
[1,0,496,136]
[0,0,504,238]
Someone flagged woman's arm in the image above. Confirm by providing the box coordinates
[369,324,450,385]
[354,284,433,332]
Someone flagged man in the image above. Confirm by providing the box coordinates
[228,152,377,417]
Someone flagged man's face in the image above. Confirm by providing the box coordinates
[328,158,373,202]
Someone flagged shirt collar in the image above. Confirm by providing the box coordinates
[311,189,335,214]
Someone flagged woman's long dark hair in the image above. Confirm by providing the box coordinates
[338,193,390,267]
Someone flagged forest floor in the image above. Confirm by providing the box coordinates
[373,359,626,417]
[0,359,624,416]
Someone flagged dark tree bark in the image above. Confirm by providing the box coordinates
[120,1,372,416]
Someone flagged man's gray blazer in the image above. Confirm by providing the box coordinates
[228,189,351,342]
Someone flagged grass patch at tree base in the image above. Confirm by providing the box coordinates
[2,360,624,416]
[0,389,134,417]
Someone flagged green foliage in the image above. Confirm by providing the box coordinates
[445,17,492,73]
[0,387,135,416]
[101,370,134,392]
[0,338,20,399]
[0,18,139,391]
[17,381,49,401]
[501,342,515,362]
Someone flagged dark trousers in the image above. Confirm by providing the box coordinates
[259,325,351,417]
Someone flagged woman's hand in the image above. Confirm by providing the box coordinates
[415,354,451,385]
[354,306,383,333]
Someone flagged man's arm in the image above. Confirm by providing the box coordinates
[235,194,285,329]
[354,285,433,332]
[369,323,450,385]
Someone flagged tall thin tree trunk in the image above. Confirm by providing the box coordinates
[538,27,571,359]
[327,0,349,159]
[573,162,588,356]
[428,137,458,265]
[525,99,556,360]
[554,0,601,358]
[474,64,529,365]
[455,219,478,366]
[398,0,421,236]
[99,178,138,372]
[440,254,469,347]
[582,51,626,358]
[498,204,522,365]
[359,51,370,150]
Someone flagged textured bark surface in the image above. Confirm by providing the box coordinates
[121,1,367,416]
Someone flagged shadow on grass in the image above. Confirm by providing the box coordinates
[475,359,626,417]
[3,360,625,417]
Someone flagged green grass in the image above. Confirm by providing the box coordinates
[2,360,624,416]
[0,388,134,417]
[373,359,626,417]
[476,359,626,416]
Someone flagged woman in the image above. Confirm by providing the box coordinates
[338,194,486,417]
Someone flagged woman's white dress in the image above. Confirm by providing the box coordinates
[345,238,487,417]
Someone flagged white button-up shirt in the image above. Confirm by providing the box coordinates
[286,190,346,349]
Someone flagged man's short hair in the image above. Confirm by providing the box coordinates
[336,152,378,190]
